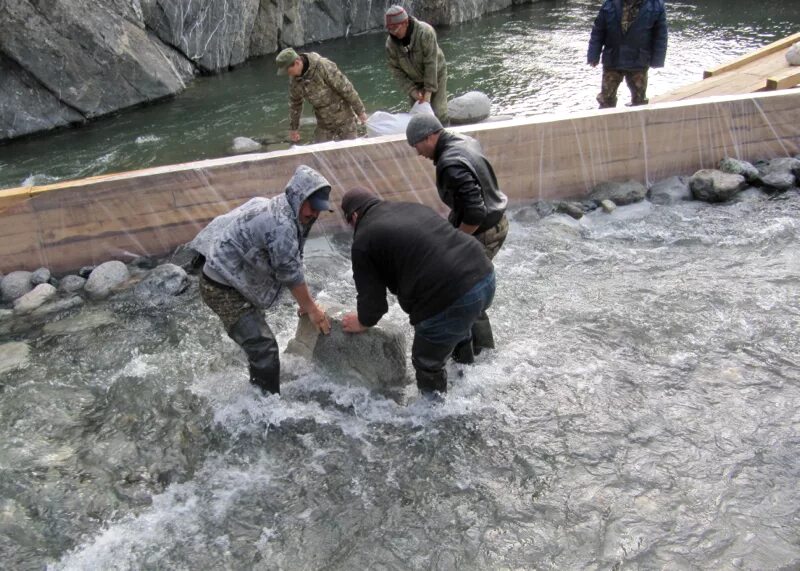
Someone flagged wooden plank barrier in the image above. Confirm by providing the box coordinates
[0,89,799,274]
[703,32,800,78]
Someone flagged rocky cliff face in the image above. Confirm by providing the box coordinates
[0,0,535,141]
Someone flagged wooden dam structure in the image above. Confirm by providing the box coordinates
[1,37,799,275]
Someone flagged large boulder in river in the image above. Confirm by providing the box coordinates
[286,304,409,392]
[589,180,647,206]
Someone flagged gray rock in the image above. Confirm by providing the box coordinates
[589,180,647,206]
[0,342,30,375]
[286,304,409,391]
[30,296,85,319]
[648,175,692,205]
[599,199,617,213]
[78,266,96,278]
[58,274,87,294]
[231,136,263,154]
[760,172,796,192]
[555,201,585,220]
[754,157,800,180]
[1,271,33,302]
[689,169,746,203]
[30,267,51,286]
[1,0,190,140]
[133,264,190,303]
[43,309,116,336]
[448,91,492,125]
[84,261,130,300]
[13,284,57,314]
[511,206,544,223]
[718,157,760,183]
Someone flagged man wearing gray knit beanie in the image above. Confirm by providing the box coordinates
[405,113,509,362]
[384,5,449,123]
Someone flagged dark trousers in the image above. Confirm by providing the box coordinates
[412,271,496,393]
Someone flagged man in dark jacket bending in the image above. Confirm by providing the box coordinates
[339,188,496,396]
[405,113,508,363]
[587,0,668,108]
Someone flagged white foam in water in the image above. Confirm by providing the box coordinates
[135,134,162,144]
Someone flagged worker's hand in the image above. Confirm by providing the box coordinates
[358,112,368,124]
[342,312,368,334]
[306,304,331,335]
[289,130,301,143]
[422,91,431,103]
[589,61,598,68]
[412,89,424,102]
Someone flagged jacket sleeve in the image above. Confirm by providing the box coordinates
[418,25,441,93]
[352,248,389,327]
[288,80,304,131]
[587,7,607,64]
[386,41,418,97]
[650,2,668,68]
[441,162,486,226]
[322,60,366,116]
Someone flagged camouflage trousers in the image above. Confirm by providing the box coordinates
[314,118,358,143]
[198,273,258,332]
[474,214,509,261]
[597,67,649,109]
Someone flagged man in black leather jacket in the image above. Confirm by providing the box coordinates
[405,113,508,362]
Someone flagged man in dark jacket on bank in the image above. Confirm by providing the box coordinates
[339,188,496,396]
[587,0,668,108]
[194,165,333,395]
[405,113,508,362]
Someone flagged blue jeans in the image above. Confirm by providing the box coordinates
[412,272,496,386]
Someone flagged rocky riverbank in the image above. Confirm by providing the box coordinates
[0,0,540,142]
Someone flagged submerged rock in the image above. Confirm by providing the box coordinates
[13,283,57,314]
[286,304,409,391]
[0,341,30,375]
[648,175,692,205]
[231,137,263,154]
[133,263,190,304]
[589,180,647,206]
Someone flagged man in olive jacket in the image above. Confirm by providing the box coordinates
[384,5,448,123]
[587,0,668,108]
[276,48,368,143]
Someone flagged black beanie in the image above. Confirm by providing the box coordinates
[341,187,381,222]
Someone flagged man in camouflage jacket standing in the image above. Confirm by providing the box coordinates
[587,0,668,108]
[384,5,448,123]
[276,48,368,143]
[194,165,333,395]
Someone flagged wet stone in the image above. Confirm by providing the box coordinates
[13,283,57,314]
[589,180,647,206]
[719,157,760,183]
[648,175,692,205]
[58,274,86,294]
[30,267,51,286]
[689,169,746,203]
[286,304,409,391]
[1,271,33,302]
[84,261,130,300]
[0,341,30,375]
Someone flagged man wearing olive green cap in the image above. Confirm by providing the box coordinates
[384,5,449,123]
[275,47,368,143]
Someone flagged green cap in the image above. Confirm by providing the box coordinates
[276,48,299,75]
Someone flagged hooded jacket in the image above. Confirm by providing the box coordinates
[289,52,366,132]
[385,18,447,98]
[587,0,668,70]
[200,166,331,308]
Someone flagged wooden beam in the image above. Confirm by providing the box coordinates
[766,67,800,90]
[703,32,800,78]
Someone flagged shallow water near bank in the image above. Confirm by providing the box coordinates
[1,0,799,190]
[2,191,799,569]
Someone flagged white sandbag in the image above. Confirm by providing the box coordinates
[365,101,435,138]
[787,43,800,66]
[448,91,491,125]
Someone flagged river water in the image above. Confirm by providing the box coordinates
[1,0,799,191]
[3,1,800,569]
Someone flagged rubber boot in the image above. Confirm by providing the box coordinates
[452,337,474,365]
[228,312,280,395]
[471,311,495,355]
[414,367,447,394]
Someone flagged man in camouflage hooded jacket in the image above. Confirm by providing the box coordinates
[276,48,368,143]
[193,165,333,395]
